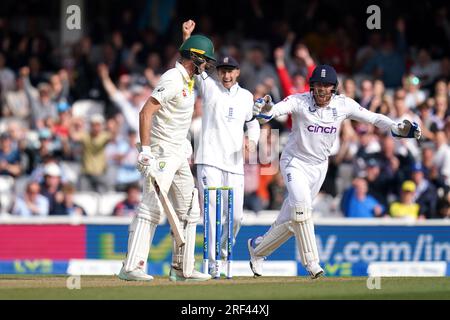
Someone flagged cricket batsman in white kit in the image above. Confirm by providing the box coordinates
[249,65,422,279]
[118,33,216,282]
[182,20,261,277]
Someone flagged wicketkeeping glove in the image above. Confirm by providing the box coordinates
[136,146,157,178]
[391,119,422,140]
[253,95,274,120]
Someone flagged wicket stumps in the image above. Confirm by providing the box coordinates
[203,187,234,279]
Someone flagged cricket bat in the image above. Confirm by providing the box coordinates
[136,143,186,247]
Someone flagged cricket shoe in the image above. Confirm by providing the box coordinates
[118,266,153,281]
[169,267,211,282]
[307,263,324,279]
[248,238,264,277]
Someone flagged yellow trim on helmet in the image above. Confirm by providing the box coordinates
[190,48,205,55]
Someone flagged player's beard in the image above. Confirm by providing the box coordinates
[313,87,332,107]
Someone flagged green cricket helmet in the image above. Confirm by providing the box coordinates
[179,35,216,62]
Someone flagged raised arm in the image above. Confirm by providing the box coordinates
[98,63,118,97]
[346,97,421,139]
[181,19,211,94]
[20,67,40,122]
[182,19,195,42]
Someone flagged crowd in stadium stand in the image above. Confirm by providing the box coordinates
[0,1,450,219]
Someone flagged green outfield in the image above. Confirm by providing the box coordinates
[1,276,450,299]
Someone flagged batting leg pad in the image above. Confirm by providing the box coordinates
[290,203,320,267]
[141,176,163,215]
[123,215,157,272]
[172,188,201,278]
[252,221,293,258]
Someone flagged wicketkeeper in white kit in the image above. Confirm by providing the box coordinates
[249,64,422,278]
[182,20,261,277]
[118,32,216,281]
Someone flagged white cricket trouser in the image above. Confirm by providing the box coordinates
[253,155,328,260]
[197,164,244,265]
[124,143,198,272]
[277,156,328,224]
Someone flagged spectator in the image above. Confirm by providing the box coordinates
[243,137,263,213]
[27,128,64,172]
[267,172,286,210]
[39,162,64,215]
[363,20,407,88]
[410,48,441,89]
[433,95,449,124]
[70,114,112,192]
[321,28,353,74]
[417,102,440,142]
[20,66,57,130]
[342,78,356,100]
[371,135,406,190]
[0,52,15,95]
[53,102,72,140]
[273,45,315,97]
[373,95,394,115]
[104,117,128,188]
[114,129,141,191]
[354,124,380,163]
[354,32,383,73]
[0,132,21,177]
[421,144,435,179]
[365,158,391,211]
[357,79,374,109]
[48,70,70,104]
[434,122,450,187]
[113,183,140,216]
[410,163,438,219]
[392,88,421,159]
[404,74,427,110]
[52,183,86,216]
[256,123,280,208]
[434,79,448,97]
[12,181,49,217]
[240,45,280,96]
[341,177,384,218]
[389,180,421,220]
[98,63,146,133]
[2,76,30,119]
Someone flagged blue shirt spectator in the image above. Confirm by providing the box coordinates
[0,132,21,177]
[341,178,384,218]
[12,181,49,217]
[362,29,407,88]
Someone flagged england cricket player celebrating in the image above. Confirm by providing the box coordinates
[249,65,421,279]
[182,20,260,277]
[118,33,216,282]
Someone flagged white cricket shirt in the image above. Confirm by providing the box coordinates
[271,93,396,165]
[150,62,195,149]
[194,76,259,174]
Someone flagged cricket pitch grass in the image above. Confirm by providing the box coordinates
[1,275,450,299]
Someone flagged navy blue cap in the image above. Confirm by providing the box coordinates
[411,162,425,173]
[366,158,379,167]
[216,56,239,69]
[310,64,338,86]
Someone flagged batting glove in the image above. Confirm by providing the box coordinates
[136,146,157,178]
[391,119,422,140]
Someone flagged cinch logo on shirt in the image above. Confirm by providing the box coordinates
[307,124,337,134]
